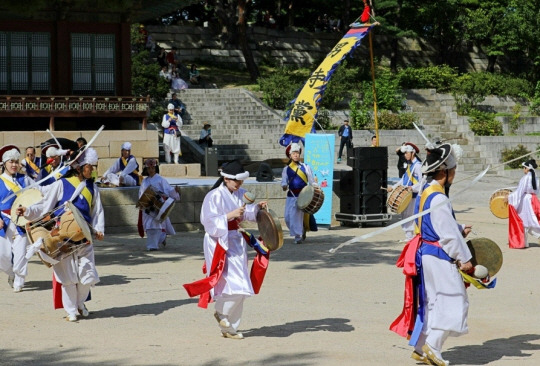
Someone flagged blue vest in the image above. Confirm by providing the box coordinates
[164,114,180,135]
[119,155,141,185]
[25,157,41,179]
[286,164,308,197]
[40,165,69,187]
[0,174,27,237]
[57,178,95,224]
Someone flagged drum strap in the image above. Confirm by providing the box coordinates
[25,157,40,177]
[288,162,308,184]
[65,176,92,208]
[415,184,445,235]
[121,156,142,185]
[405,163,419,185]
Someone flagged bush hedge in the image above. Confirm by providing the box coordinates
[501,144,531,169]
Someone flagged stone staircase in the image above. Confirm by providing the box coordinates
[176,88,287,162]
[405,89,496,174]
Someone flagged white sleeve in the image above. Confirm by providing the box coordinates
[281,167,288,188]
[430,193,472,263]
[161,115,170,128]
[508,174,528,208]
[91,185,105,233]
[162,176,180,201]
[104,158,121,177]
[410,163,423,193]
[200,191,230,249]
[24,180,64,221]
[120,158,138,177]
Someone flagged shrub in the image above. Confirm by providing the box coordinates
[530,81,540,116]
[508,104,524,134]
[320,60,359,109]
[501,144,531,169]
[257,68,302,110]
[360,69,404,113]
[349,97,371,129]
[468,109,503,136]
[398,65,458,93]
[375,110,417,130]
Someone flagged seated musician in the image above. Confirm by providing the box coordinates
[138,159,180,251]
[387,142,422,241]
[18,147,105,322]
[0,145,35,293]
[280,143,317,244]
[40,144,70,187]
[21,146,41,181]
[101,141,142,186]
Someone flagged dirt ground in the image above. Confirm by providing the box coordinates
[1,174,540,366]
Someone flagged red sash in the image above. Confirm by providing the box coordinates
[509,194,540,249]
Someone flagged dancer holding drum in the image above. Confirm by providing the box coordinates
[387,142,422,241]
[390,143,473,366]
[183,160,269,340]
[281,143,317,244]
[17,148,105,322]
[138,158,180,251]
[101,141,142,186]
[508,159,540,249]
[0,145,35,292]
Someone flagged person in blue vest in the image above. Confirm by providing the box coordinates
[18,147,105,322]
[281,143,317,244]
[161,103,183,164]
[387,142,422,241]
[390,143,473,366]
[101,141,142,186]
[40,144,70,186]
[21,146,41,181]
[0,145,34,293]
[337,119,353,163]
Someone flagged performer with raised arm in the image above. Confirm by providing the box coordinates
[387,142,422,240]
[183,160,269,340]
[508,159,540,248]
[17,148,105,322]
[0,145,34,292]
[390,143,473,366]
[101,141,142,186]
[281,143,317,244]
[21,146,41,181]
[137,158,179,251]
[161,103,183,164]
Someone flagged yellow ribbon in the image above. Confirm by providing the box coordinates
[415,184,445,235]
[405,163,418,185]
[25,157,40,176]
[0,176,20,193]
[459,270,490,289]
[288,161,308,184]
[65,176,93,209]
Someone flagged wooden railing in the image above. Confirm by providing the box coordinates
[0,95,151,129]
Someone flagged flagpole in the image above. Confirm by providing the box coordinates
[367,0,378,146]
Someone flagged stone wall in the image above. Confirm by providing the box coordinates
[147,24,495,71]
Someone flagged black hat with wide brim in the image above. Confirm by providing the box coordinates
[421,143,452,174]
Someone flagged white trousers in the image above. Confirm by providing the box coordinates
[400,199,416,240]
[62,282,91,317]
[215,294,247,333]
[284,196,303,239]
[146,229,166,250]
[0,223,29,288]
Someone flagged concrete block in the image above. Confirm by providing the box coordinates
[160,164,187,177]
[103,205,139,227]
[100,187,140,206]
[93,146,110,159]
[97,158,119,176]
[0,134,3,146]
[110,140,158,158]
[3,132,35,152]
[169,201,196,223]
[185,164,201,177]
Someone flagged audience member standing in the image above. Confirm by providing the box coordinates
[337,119,353,163]
[162,104,183,164]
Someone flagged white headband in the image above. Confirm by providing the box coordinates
[2,148,20,163]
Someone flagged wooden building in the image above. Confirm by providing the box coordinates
[0,0,193,131]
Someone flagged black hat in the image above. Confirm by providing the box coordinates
[522,159,538,170]
[220,160,249,180]
[421,143,453,174]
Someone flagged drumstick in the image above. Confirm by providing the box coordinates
[15,204,21,225]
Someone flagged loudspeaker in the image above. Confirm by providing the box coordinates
[361,169,388,195]
[340,194,362,214]
[338,170,361,196]
[361,193,387,214]
[256,162,274,182]
[348,147,388,170]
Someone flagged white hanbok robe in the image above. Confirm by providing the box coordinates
[200,183,260,299]
[139,173,179,234]
[102,156,140,186]
[161,113,183,155]
[281,163,314,239]
[508,171,540,243]
[420,181,472,342]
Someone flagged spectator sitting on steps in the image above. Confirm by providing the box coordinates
[198,122,213,148]
[189,64,200,85]
[168,93,186,119]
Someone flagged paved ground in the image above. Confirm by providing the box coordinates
[2,173,540,366]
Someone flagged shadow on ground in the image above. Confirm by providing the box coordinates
[243,317,354,338]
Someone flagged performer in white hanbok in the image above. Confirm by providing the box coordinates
[18,148,105,322]
[391,143,473,366]
[508,159,540,249]
[161,103,183,164]
[387,142,422,240]
[101,141,142,186]
[0,145,34,292]
[281,143,316,244]
[138,159,180,251]
[183,160,269,340]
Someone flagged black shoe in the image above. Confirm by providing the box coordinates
[147,248,158,252]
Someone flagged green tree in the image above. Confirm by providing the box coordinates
[509,0,540,81]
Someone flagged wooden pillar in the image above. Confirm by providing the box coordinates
[49,116,55,131]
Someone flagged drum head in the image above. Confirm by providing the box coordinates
[137,186,157,209]
[158,198,176,222]
[11,189,43,227]
[257,209,283,251]
[467,237,503,277]
[66,202,93,244]
[297,186,314,210]
[489,189,511,219]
